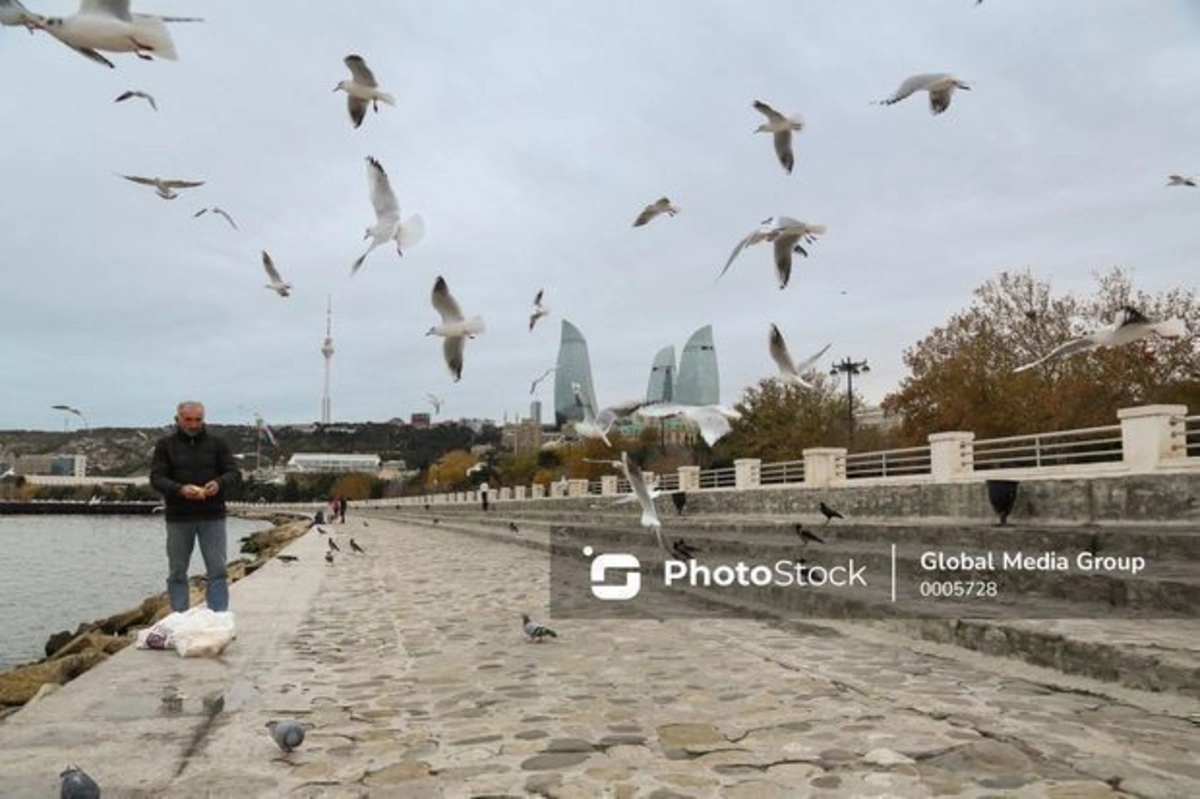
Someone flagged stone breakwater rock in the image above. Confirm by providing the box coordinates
[0,651,107,706]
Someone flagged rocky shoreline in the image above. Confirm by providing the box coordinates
[0,512,310,721]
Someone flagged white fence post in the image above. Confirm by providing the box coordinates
[733,459,761,490]
[929,432,975,481]
[802,448,847,488]
[1118,404,1189,472]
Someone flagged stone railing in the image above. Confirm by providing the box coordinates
[233,404,1197,511]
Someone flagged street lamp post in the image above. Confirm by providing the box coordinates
[829,358,869,449]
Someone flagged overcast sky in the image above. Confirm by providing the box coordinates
[2,0,1198,431]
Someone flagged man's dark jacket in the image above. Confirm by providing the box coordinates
[150,426,241,522]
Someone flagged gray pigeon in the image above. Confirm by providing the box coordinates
[522,613,557,642]
[60,765,101,798]
[266,719,306,753]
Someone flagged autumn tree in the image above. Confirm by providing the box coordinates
[714,372,859,463]
[882,268,1200,443]
[424,449,478,490]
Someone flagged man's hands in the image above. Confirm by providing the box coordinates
[180,481,220,501]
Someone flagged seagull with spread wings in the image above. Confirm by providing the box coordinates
[34,0,187,64]
[876,73,971,115]
[1013,307,1187,373]
[619,451,669,555]
[633,197,679,227]
[194,206,238,230]
[718,216,825,288]
[114,89,156,110]
[529,366,556,395]
[426,276,484,382]
[752,100,804,174]
[529,289,549,331]
[118,173,203,200]
[352,156,424,275]
[770,325,832,388]
[1167,175,1197,187]
[334,55,395,129]
[636,402,742,447]
[426,393,444,415]
[259,251,291,297]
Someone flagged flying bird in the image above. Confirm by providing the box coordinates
[426,276,485,382]
[266,720,306,754]
[59,765,101,799]
[259,251,291,297]
[769,325,833,388]
[620,450,668,555]
[635,402,742,447]
[0,0,41,29]
[1167,175,1197,187]
[426,393,444,415]
[876,73,971,115]
[1013,307,1187,373]
[522,613,557,642]
[114,89,156,110]
[529,289,549,331]
[352,156,424,275]
[194,206,238,230]
[752,100,805,174]
[633,197,679,227]
[349,538,366,554]
[529,366,556,395]
[35,0,184,64]
[819,502,844,523]
[334,54,395,129]
[118,174,204,200]
[770,217,827,289]
[572,384,643,447]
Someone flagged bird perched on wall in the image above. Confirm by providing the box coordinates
[819,502,844,523]
[795,524,825,545]
[522,613,557,642]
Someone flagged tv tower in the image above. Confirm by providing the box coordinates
[320,295,334,424]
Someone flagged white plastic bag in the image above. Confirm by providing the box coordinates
[172,608,237,658]
[135,610,190,650]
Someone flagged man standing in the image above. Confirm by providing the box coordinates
[339,495,349,523]
[150,401,241,613]
[479,481,490,512]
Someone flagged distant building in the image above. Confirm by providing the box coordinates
[675,325,720,406]
[645,345,676,403]
[15,453,87,477]
[285,453,381,473]
[410,413,431,429]
[503,420,544,455]
[855,405,901,433]
[553,320,599,426]
[529,400,543,425]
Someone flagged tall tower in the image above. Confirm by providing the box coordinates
[320,295,334,424]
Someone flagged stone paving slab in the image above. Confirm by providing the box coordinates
[0,516,1198,798]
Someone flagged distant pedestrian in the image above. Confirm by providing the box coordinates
[480,481,490,512]
[150,401,241,613]
[338,495,349,523]
[329,496,341,522]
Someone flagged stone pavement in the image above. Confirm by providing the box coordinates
[0,517,1198,798]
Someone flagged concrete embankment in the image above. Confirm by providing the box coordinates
[2,514,1197,797]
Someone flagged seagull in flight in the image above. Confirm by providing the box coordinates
[636,402,742,447]
[633,197,679,227]
[352,156,424,275]
[0,0,41,29]
[335,55,395,129]
[1013,306,1187,373]
[529,366,556,395]
[770,325,832,388]
[259,251,291,297]
[876,73,971,115]
[1167,175,1197,187]
[426,393,444,415]
[114,89,156,110]
[619,451,668,555]
[118,174,204,200]
[194,206,238,230]
[718,216,825,288]
[426,276,485,382]
[34,0,189,64]
[529,289,549,331]
[752,100,804,174]
[572,383,642,447]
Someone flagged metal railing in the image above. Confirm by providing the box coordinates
[759,459,805,486]
[1179,415,1200,457]
[845,445,932,479]
[972,424,1123,471]
[698,466,737,489]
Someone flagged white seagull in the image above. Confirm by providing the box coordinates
[619,451,668,555]
[118,173,203,199]
[529,366,556,395]
[0,0,40,28]
[571,383,643,447]
[193,206,238,230]
[636,402,742,447]
[632,197,679,227]
[1013,307,1187,373]
[34,0,185,64]
[876,73,971,115]
[426,393,444,415]
[718,216,825,288]
[352,156,424,275]
[335,55,395,129]
[114,89,156,109]
[529,289,549,331]
[259,251,291,297]
[1167,175,1197,187]
[426,276,485,382]
[752,100,805,174]
[770,325,832,388]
